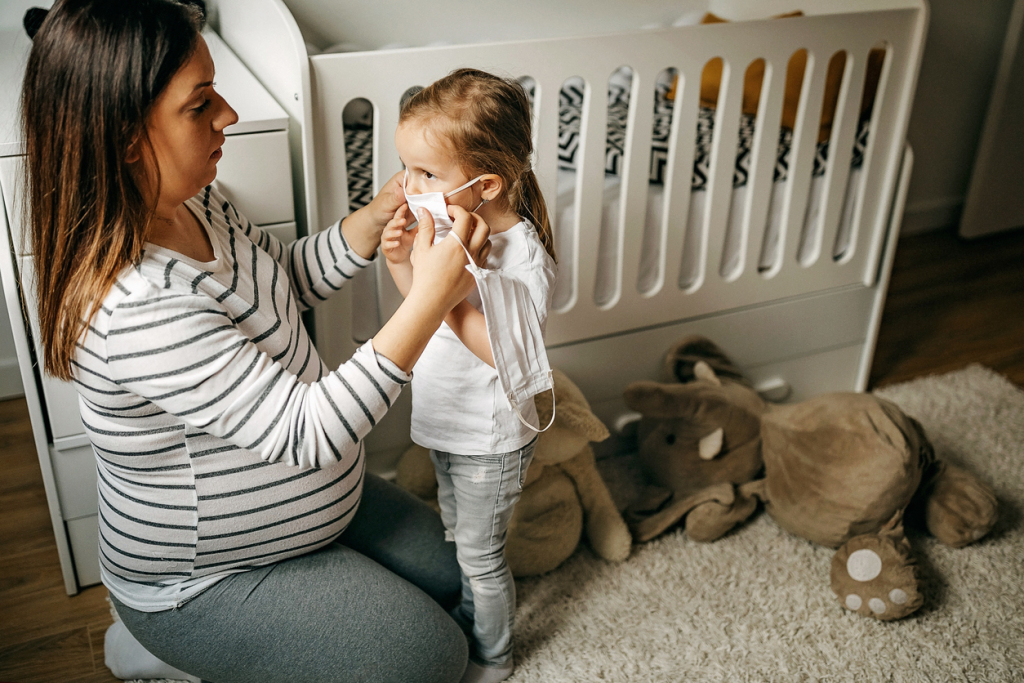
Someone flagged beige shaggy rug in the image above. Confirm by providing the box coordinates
[510,364,1024,683]
[132,365,1023,683]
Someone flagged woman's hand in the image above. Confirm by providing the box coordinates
[381,204,415,265]
[369,170,407,228]
[410,205,491,277]
[448,204,492,269]
[341,170,406,259]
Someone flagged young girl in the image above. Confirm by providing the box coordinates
[381,69,558,683]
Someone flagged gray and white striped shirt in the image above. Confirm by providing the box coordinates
[75,185,409,611]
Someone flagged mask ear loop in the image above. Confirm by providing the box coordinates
[443,174,487,199]
[509,381,556,433]
[446,229,481,274]
[448,232,556,433]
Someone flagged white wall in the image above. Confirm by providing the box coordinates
[0,0,54,32]
[902,0,1015,233]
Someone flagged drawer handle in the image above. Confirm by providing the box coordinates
[755,377,792,402]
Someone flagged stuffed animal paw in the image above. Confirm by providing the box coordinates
[918,462,999,548]
[830,516,922,621]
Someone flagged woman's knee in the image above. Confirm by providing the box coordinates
[398,611,468,683]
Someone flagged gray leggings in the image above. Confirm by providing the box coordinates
[112,474,468,683]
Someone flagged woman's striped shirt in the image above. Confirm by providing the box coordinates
[74,184,409,611]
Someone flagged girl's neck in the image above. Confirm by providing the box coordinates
[476,202,521,235]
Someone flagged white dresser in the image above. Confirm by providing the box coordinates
[0,27,296,594]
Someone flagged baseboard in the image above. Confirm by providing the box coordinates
[0,357,24,400]
[901,196,963,234]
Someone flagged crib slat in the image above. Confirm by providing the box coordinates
[533,77,561,262]
[815,48,866,268]
[740,48,787,281]
[574,71,610,313]
[859,15,924,287]
[783,49,829,269]
[373,89,407,325]
[661,66,701,298]
[618,67,656,307]
[703,55,746,287]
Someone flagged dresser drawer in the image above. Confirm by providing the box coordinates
[217,130,295,226]
[67,515,101,588]
[17,257,88,442]
[547,284,877,407]
[50,442,98,521]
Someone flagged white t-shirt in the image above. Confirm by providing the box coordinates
[410,220,556,455]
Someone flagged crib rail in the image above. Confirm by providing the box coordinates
[307,6,925,355]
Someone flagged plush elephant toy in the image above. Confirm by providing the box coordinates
[623,336,999,621]
[395,368,632,576]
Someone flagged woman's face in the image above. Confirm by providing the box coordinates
[140,35,238,211]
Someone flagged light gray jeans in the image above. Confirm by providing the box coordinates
[430,439,536,668]
[111,473,467,683]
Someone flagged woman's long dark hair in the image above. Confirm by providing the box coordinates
[21,0,204,380]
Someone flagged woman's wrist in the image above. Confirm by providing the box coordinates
[340,208,385,260]
[443,298,468,327]
[372,287,448,372]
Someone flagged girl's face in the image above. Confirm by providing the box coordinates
[395,119,484,213]
[139,35,238,211]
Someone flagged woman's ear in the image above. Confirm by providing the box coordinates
[125,140,141,164]
[479,174,504,203]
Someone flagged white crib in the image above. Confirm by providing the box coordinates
[208,0,927,470]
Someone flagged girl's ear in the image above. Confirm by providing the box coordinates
[479,174,504,202]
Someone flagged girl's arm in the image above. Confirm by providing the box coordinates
[387,260,414,298]
[444,301,494,367]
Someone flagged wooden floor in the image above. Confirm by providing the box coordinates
[1,227,1023,683]
[869,226,1024,388]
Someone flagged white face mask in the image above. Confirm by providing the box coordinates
[448,232,555,433]
[404,171,485,239]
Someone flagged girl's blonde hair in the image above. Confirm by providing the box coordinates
[399,68,556,262]
[21,0,204,380]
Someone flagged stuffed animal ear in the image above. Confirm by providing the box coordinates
[693,361,721,386]
[556,402,611,442]
[660,335,749,385]
[623,380,732,420]
[23,7,48,39]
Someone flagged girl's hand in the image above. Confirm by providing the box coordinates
[381,205,416,264]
